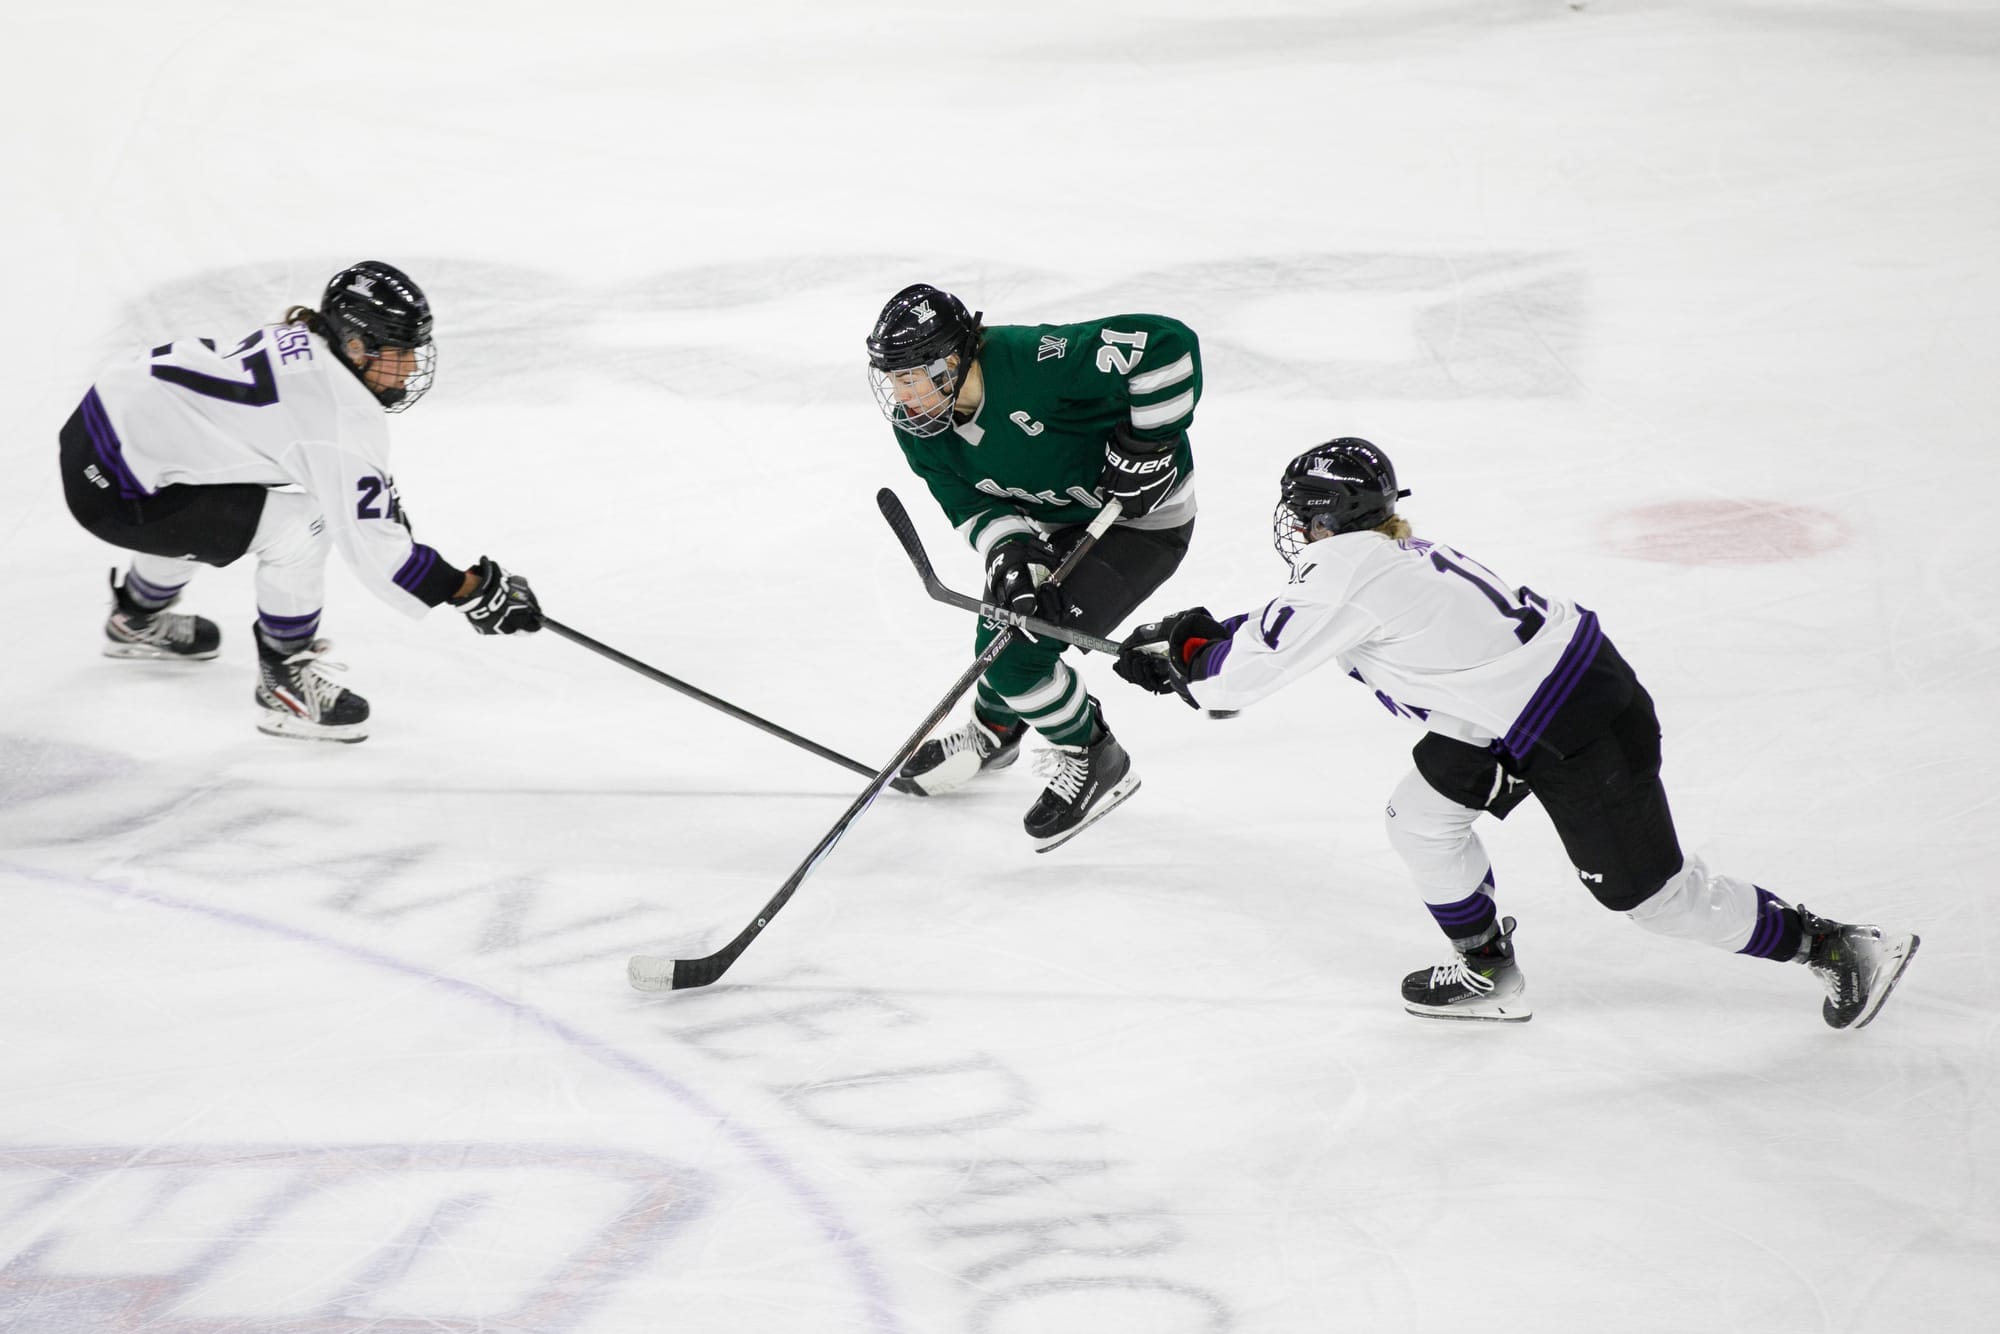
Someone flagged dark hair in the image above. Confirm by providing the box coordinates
[283,305,330,338]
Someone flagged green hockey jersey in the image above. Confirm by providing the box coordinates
[891,313,1201,556]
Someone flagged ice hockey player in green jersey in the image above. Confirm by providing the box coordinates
[866,282,1202,851]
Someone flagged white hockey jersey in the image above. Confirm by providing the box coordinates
[81,323,454,616]
[1187,531,1604,759]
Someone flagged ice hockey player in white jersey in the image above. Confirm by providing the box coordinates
[1113,438,1919,1030]
[58,261,544,743]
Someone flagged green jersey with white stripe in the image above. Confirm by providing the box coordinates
[892,314,1201,556]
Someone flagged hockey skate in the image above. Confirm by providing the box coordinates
[893,715,1023,795]
[254,629,370,743]
[1023,724,1140,852]
[1798,906,1919,1030]
[1402,916,1532,1022]
[103,570,220,661]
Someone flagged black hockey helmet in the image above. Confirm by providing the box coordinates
[1272,438,1411,568]
[865,283,982,437]
[321,260,436,412]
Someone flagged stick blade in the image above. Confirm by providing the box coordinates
[628,951,735,992]
[876,489,937,582]
[627,955,677,991]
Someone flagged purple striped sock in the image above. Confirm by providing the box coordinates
[258,608,321,649]
[1736,887,1803,962]
[124,570,187,609]
[1425,875,1499,946]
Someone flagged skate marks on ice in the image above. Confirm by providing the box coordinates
[1,754,1236,1334]
[0,857,899,1334]
[117,250,1586,407]
[0,734,134,810]
[1064,252,1587,400]
[656,983,1235,1334]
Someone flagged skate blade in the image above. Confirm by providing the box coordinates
[1403,1000,1533,1023]
[257,714,369,744]
[103,642,220,661]
[1850,932,1920,1030]
[1031,775,1141,854]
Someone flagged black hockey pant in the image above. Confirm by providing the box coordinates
[1413,636,1685,914]
[60,399,269,567]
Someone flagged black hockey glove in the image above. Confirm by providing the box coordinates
[1114,606,1230,708]
[1097,424,1182,519]
[984,535,1064,635]
[456,556,544,635]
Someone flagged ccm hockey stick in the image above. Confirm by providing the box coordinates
[874,489,1124,656]
[627,498,1125,992]
[544,619,876,779]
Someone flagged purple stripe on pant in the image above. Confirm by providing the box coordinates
[81,388,151,501]
[1503,609,1603,761]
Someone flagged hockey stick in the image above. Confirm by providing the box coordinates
[627,498,1125,992]
[543,618,876,780]
[874,489,1125,656]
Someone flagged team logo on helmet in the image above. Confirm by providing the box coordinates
[346,275,378,298]
[912,299,935,324]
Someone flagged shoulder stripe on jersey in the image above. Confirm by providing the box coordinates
[1130,389,1196,431]
[1128,353,1194,395]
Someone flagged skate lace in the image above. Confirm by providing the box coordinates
[939,722,988,760]
[1806,927,1871,1006]
[272,642,351,717]
[1426,958,1497,996]
[1032,746,1091,802]
[115,608,200,647]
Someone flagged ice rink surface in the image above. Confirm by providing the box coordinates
[4,2,1998,1330]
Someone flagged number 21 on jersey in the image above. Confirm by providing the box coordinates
[1096,329,1149,375]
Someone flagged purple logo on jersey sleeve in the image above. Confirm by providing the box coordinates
[276,325,315,364]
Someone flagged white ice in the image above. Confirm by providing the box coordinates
[4,2,1997,1331]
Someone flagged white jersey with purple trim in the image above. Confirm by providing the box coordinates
[1188,530,1596,755]
[87,322,437,618]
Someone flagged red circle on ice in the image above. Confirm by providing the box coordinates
[1599,500,1849,565]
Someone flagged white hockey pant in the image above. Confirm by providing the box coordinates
[1385,767,1496,907]
[1625,854,1766,952]
[125,552,199,603]
[244,491,331,642]
[121,492,326,645]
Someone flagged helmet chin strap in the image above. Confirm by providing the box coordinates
[953,356,984,416]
